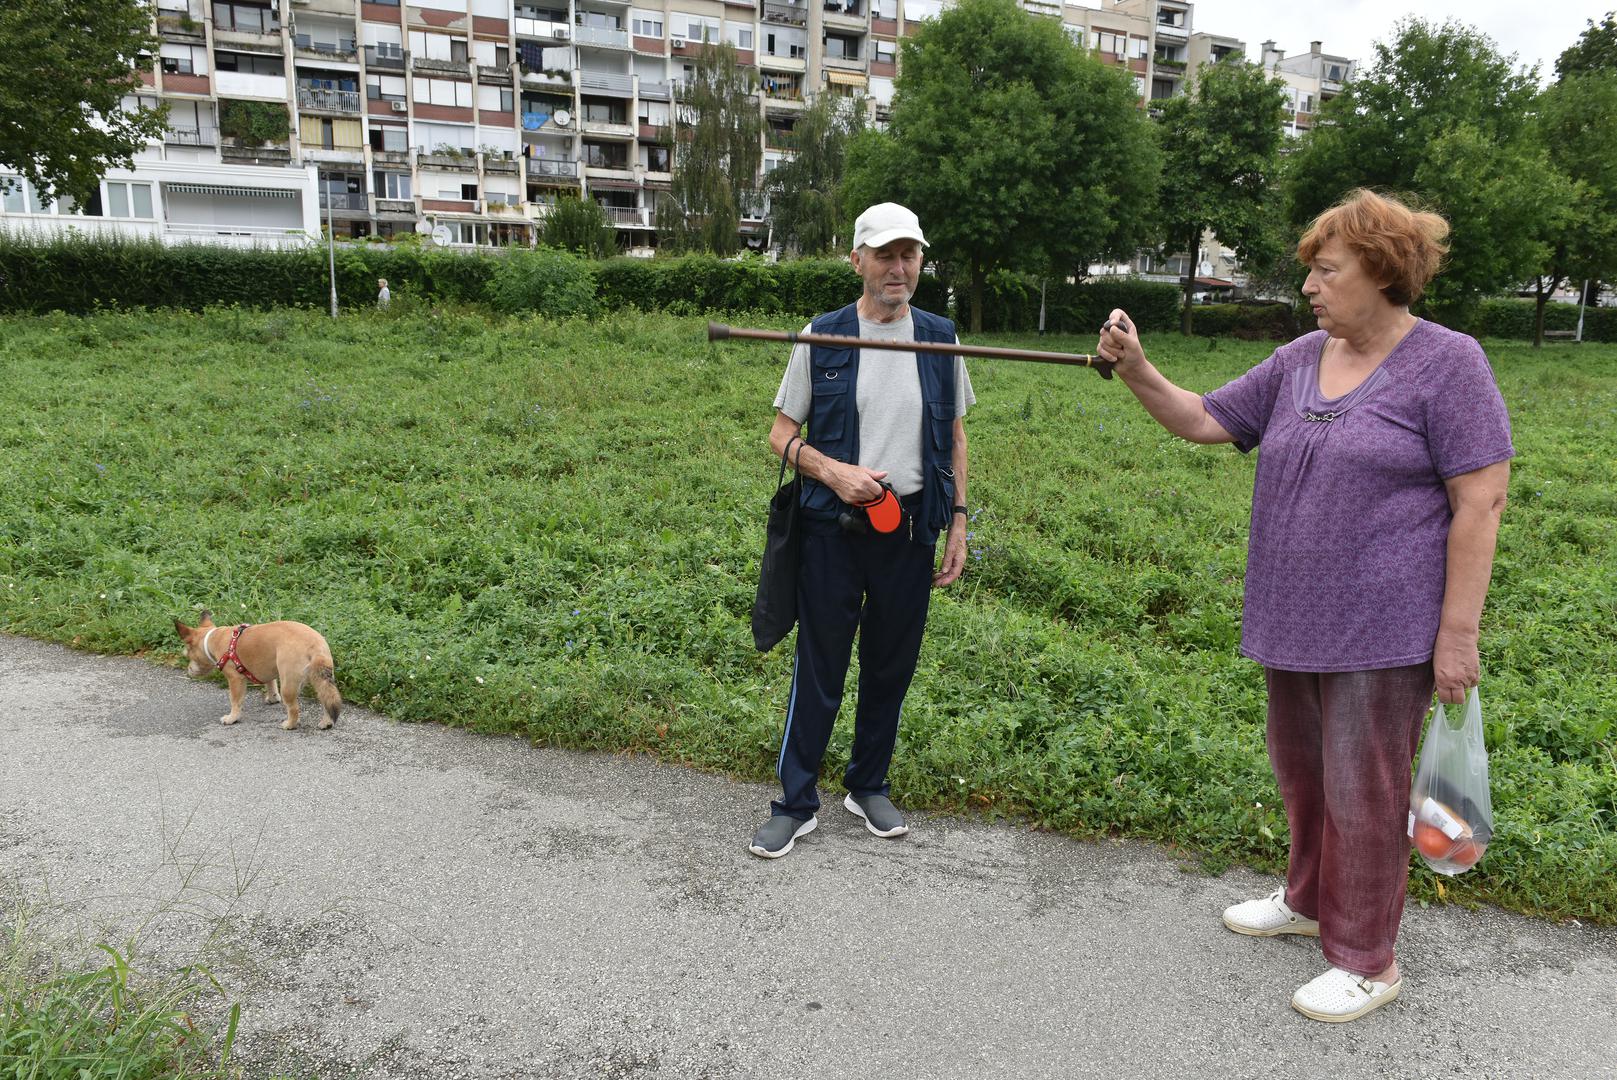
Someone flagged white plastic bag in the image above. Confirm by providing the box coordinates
[1408,687,1494,876]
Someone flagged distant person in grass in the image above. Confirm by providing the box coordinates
[377,278,390,309]
[1096,189,1513,1023]
[749,202,975,860]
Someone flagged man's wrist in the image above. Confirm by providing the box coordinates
[951,504,968,518]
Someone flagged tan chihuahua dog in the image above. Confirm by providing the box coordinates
[175,611,341,730]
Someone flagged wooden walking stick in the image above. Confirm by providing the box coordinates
[707,322,1117,379]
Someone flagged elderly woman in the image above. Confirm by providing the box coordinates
[1096,189,1513,1022]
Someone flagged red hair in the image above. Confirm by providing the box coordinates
[1297,189,1450,305]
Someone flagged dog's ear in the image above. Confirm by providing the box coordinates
[198,609,213,626]
[174,619,193,639]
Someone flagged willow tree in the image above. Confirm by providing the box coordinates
[659,43,762,255]
[765,93,864,256]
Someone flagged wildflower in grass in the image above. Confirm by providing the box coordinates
[475,676,484,685]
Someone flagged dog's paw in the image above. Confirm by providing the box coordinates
[318,718,333,730]
[219,714,240,725]
[280,718,299,731]
[262,692,281,705]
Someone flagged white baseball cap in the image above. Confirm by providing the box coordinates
[852,202,928,252]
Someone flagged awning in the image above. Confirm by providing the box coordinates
[165,183,299,199]
[587,177,639,190]
[825,70,867,87]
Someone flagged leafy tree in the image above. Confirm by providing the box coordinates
[0,0,168,206]
[1556,11,1617,78]
[1284,19,1543,314]
[1155,57,1287,333]
[541,194,617,258]
[841,0,1157,332]
[1527,71,1617,344]
[660,43,762,256]
[764,94,864,256]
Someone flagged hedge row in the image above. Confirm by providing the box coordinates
[1469,298,1617,343]
[966,271,1184,334]
[0,234,944,320]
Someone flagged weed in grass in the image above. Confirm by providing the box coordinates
[0,312,1612,922]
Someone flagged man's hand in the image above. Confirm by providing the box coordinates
[934,526,967,587]
[1433,629,1480,705]
[829,463,888,506]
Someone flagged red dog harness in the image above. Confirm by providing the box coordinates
[212,624,266,685]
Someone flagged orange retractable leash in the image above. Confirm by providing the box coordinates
[839,482,903,535]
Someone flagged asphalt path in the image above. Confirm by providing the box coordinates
[2,633,1613,1079]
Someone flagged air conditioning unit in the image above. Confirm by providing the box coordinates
[671,36,686,48]
[390,100,408,112]
[555,25,569,39]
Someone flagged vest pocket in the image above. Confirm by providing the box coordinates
[809,378,850,443]
[928,401,954,451]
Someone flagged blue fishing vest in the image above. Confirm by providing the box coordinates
[801,302,958,546]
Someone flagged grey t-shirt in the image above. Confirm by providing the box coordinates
[772,313,975,497]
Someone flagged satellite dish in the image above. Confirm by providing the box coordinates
[430,224,452,245]
[553,109,571,127]
[414,219,432,234]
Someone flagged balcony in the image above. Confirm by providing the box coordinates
[156,13,205,40]
[413,56,473,76]
[214,71,287,98]
[478,65,513,84]
[824,1,866,29]
[373,148,411,165]
[319,191,370,212]
[484,156,521,174]
[759,52,807,73]
[581,117,634,137]
[304,143,366,163]
[580,70,633,95]
[638,122,670,142]
[514,17,570,41]
[297,44,359,65]
[638,79,672,100]
[214,26,283,50]
[220,140,293,165]
[603,205,647,226]
[165,126,218,147]
[821,52,867,71]
[297,86,362,113]
[376,198,416,215]
[1154,20,1188,40]
[365,45,407,70]
[573,24,631,49]
[527,157,580,180]
[419,151,474,169]
[763,2,808,26]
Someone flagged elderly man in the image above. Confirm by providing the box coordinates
[750,202,975,859]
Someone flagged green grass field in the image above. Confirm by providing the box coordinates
[1,306,1612,923]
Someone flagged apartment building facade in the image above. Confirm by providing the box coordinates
[0,0,1344,260]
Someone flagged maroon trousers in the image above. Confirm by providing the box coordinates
[1264,663,1435,977]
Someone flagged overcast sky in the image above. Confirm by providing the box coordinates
[1181,0,1607,84]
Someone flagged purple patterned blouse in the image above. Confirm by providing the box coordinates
[1201,320,1515,672]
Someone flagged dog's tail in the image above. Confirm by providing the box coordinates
[312,664,342,725]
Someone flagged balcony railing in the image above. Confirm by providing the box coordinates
[603,205,646,225]
[580,70,633,94]
[527,157,579,178]
[639,79,671,100]
[365,45,407,70]
[165,126,218,146]
[319,192,369,211]
[295,40,358,60]
[297,87,362,113]
[763,2,808,26]
[572,24,630,48]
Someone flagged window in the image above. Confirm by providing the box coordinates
[450,38,469,62]
[875,0,897,17]
[1326,63,1344,82]
[500,88,515,112]
[104,182,153,219]
[461,182,479,200]
[216,51,283,75]
[496,46,509,66]
[583,100,625,123]
[212,2,278,33]
[1,179,24,213]
[727,25,753,50]
[646,146,669,171]
[632,11,663,36]
[875,40,896,64]
[583,141,627,167]
[369,125,408,151]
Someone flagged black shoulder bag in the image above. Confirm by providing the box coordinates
[751,437,805,652]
